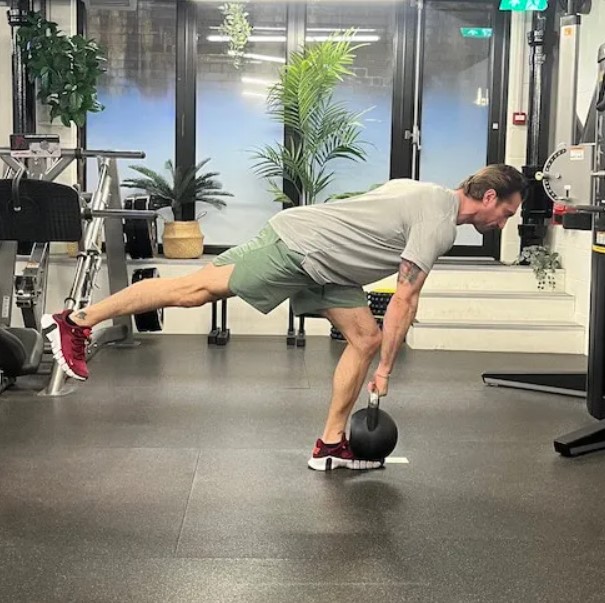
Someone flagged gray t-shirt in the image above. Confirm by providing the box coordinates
[268,179,460,287]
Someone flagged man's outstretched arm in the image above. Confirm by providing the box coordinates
[369,259,428,395]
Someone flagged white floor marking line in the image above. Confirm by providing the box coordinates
[385,457,409,464]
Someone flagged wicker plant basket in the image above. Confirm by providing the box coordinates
[162,221,204,259]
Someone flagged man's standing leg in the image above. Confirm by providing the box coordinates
[308,305,384,471]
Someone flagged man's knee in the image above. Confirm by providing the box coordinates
[323,307,382,358]
[351,328,382,358]
[176,265,234,307]
[166,276,203,307]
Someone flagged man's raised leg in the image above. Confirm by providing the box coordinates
[69,264,235,327]
[41,263,235,380]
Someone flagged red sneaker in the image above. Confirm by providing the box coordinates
[41,311,91,381]
[307,435,384,471]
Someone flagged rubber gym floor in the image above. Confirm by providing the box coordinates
[0,334,602,602]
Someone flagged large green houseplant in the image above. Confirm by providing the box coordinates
[17,12,106,127]
[122,159,232,259]
[251,30,370,205]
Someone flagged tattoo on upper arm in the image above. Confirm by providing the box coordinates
[398,260,422,285]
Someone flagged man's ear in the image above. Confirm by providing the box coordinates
[483,188,497,205]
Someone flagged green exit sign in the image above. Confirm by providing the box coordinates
[499,0,548,10]
[460,28,493,38]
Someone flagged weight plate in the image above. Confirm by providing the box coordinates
[124,196,158,259]
[132,267,164,332]
[542,144,594,206]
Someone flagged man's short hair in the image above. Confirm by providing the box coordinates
[459,164,528,202]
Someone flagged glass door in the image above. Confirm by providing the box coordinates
[411,0,508,257]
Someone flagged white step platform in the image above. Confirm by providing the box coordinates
[368,263,584,354]
[406,319,585,354]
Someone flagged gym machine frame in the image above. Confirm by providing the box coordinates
[0,136,156,396]
[483,35,605,457]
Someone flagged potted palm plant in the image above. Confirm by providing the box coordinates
[251,30,370,205]
[121,159,232,259]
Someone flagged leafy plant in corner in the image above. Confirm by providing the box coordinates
[515,245,561,290]
[17,12,106,127]
[219,2,253,68]
[121,159,233,222]
[251,30,370,205]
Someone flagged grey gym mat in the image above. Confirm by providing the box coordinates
[0,335,601,602]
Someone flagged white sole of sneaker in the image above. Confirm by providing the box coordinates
[307,456,384,471]
[41,314,87,382]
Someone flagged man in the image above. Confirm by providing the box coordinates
[42,164,526,471]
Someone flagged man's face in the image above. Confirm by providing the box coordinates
[473,190,523,234]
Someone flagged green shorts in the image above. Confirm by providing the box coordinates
[212,224,368,316]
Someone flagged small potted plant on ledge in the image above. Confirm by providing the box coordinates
[122,159,232,259]
[515,245,562,290]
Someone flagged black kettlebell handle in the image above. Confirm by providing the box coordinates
[367,391,381,431]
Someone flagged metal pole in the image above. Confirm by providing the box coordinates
[104,158,135,343]
[526,14,545,168]
[83,160,111,249]
[0,148,145,160]
[411,0,424,181]
[175,0,197,220]
[518,11,553,251]
[43,163,112,396]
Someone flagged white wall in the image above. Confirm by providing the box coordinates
[547,4,605,351]
[549,0,605,349]
[503,5,605,352]
[576,5,605,129]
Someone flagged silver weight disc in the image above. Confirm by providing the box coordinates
[540,143,595,206]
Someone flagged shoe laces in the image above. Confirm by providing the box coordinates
[71,327,90,360]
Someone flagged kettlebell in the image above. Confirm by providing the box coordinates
[349,391,398,461]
